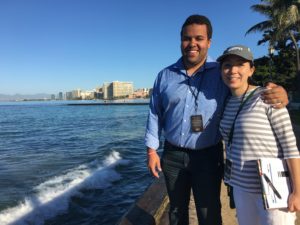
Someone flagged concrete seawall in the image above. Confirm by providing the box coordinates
[117,175,169,225]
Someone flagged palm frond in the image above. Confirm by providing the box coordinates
[246,21,272,35]
[251,4,273,18]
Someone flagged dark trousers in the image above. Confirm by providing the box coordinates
[161,141,224,225]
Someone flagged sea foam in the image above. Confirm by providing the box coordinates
[0,151,128,225]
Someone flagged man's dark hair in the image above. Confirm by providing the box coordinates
[180,14,213,39]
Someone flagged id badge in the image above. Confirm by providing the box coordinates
[190,115,203,132]
[224,159,232,181]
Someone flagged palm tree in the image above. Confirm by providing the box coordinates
[246,0,300,92]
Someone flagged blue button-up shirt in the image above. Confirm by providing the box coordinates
[145,57,229,150]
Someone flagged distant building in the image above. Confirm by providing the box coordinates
[65,89,81,100]
[94,87,103,99]
[58,92,63,100]
[102,82,112,100]
[65,91,73,100]
[51,94,56,100]
[62,82,154,100]
[102,81,133,99]
[72,89,81,100]
[95,87,103,93]
[132,88,150,98]
[112,81,133,98]
[81,90,96,100]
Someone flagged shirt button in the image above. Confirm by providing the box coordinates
[186,105,189,108]
[184,119,186,122]
[181,133,184,136]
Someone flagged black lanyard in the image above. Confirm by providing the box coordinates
[186,66,205,112]
[227,88,258,148]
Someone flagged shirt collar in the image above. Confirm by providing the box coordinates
[172,56,219,74]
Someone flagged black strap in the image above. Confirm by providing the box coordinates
[186,64,206,112]
[228,88,258,147]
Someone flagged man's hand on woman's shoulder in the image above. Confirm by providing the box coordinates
[261,82,289,109]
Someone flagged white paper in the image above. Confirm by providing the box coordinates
[257,158,292,209]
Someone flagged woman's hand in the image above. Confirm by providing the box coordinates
[287,158,300,212]
[288,192,300,212]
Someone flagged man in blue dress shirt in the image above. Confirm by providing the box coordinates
[145,15,288,225]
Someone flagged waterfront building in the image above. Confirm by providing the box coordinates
[65,91,73,100]
[63,83,151,100]
[102,83,111,100]
[81,91,96,100]
[72,89,81,100]
[58,92,63,100]
[95,87,103,93]
[65,89,81,100]
[131,88,150,98]
[102,81,133,99]
[94,87,103,99]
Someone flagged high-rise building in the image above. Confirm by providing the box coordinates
[95,87,103,99]
[65,91,73,100]
[102,81,133,99]
[72,89,81,100]
[58,92,63,100]
[51,94,56,100]
[65,89,81,100]
[102,82,112,100]
[112,81,133,98]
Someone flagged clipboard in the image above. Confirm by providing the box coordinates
[257,158,292,209]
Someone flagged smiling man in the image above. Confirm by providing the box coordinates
[145,14,289,225]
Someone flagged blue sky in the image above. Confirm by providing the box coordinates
[0,0,269,95]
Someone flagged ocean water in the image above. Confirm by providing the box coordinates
[0,100,154,225]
